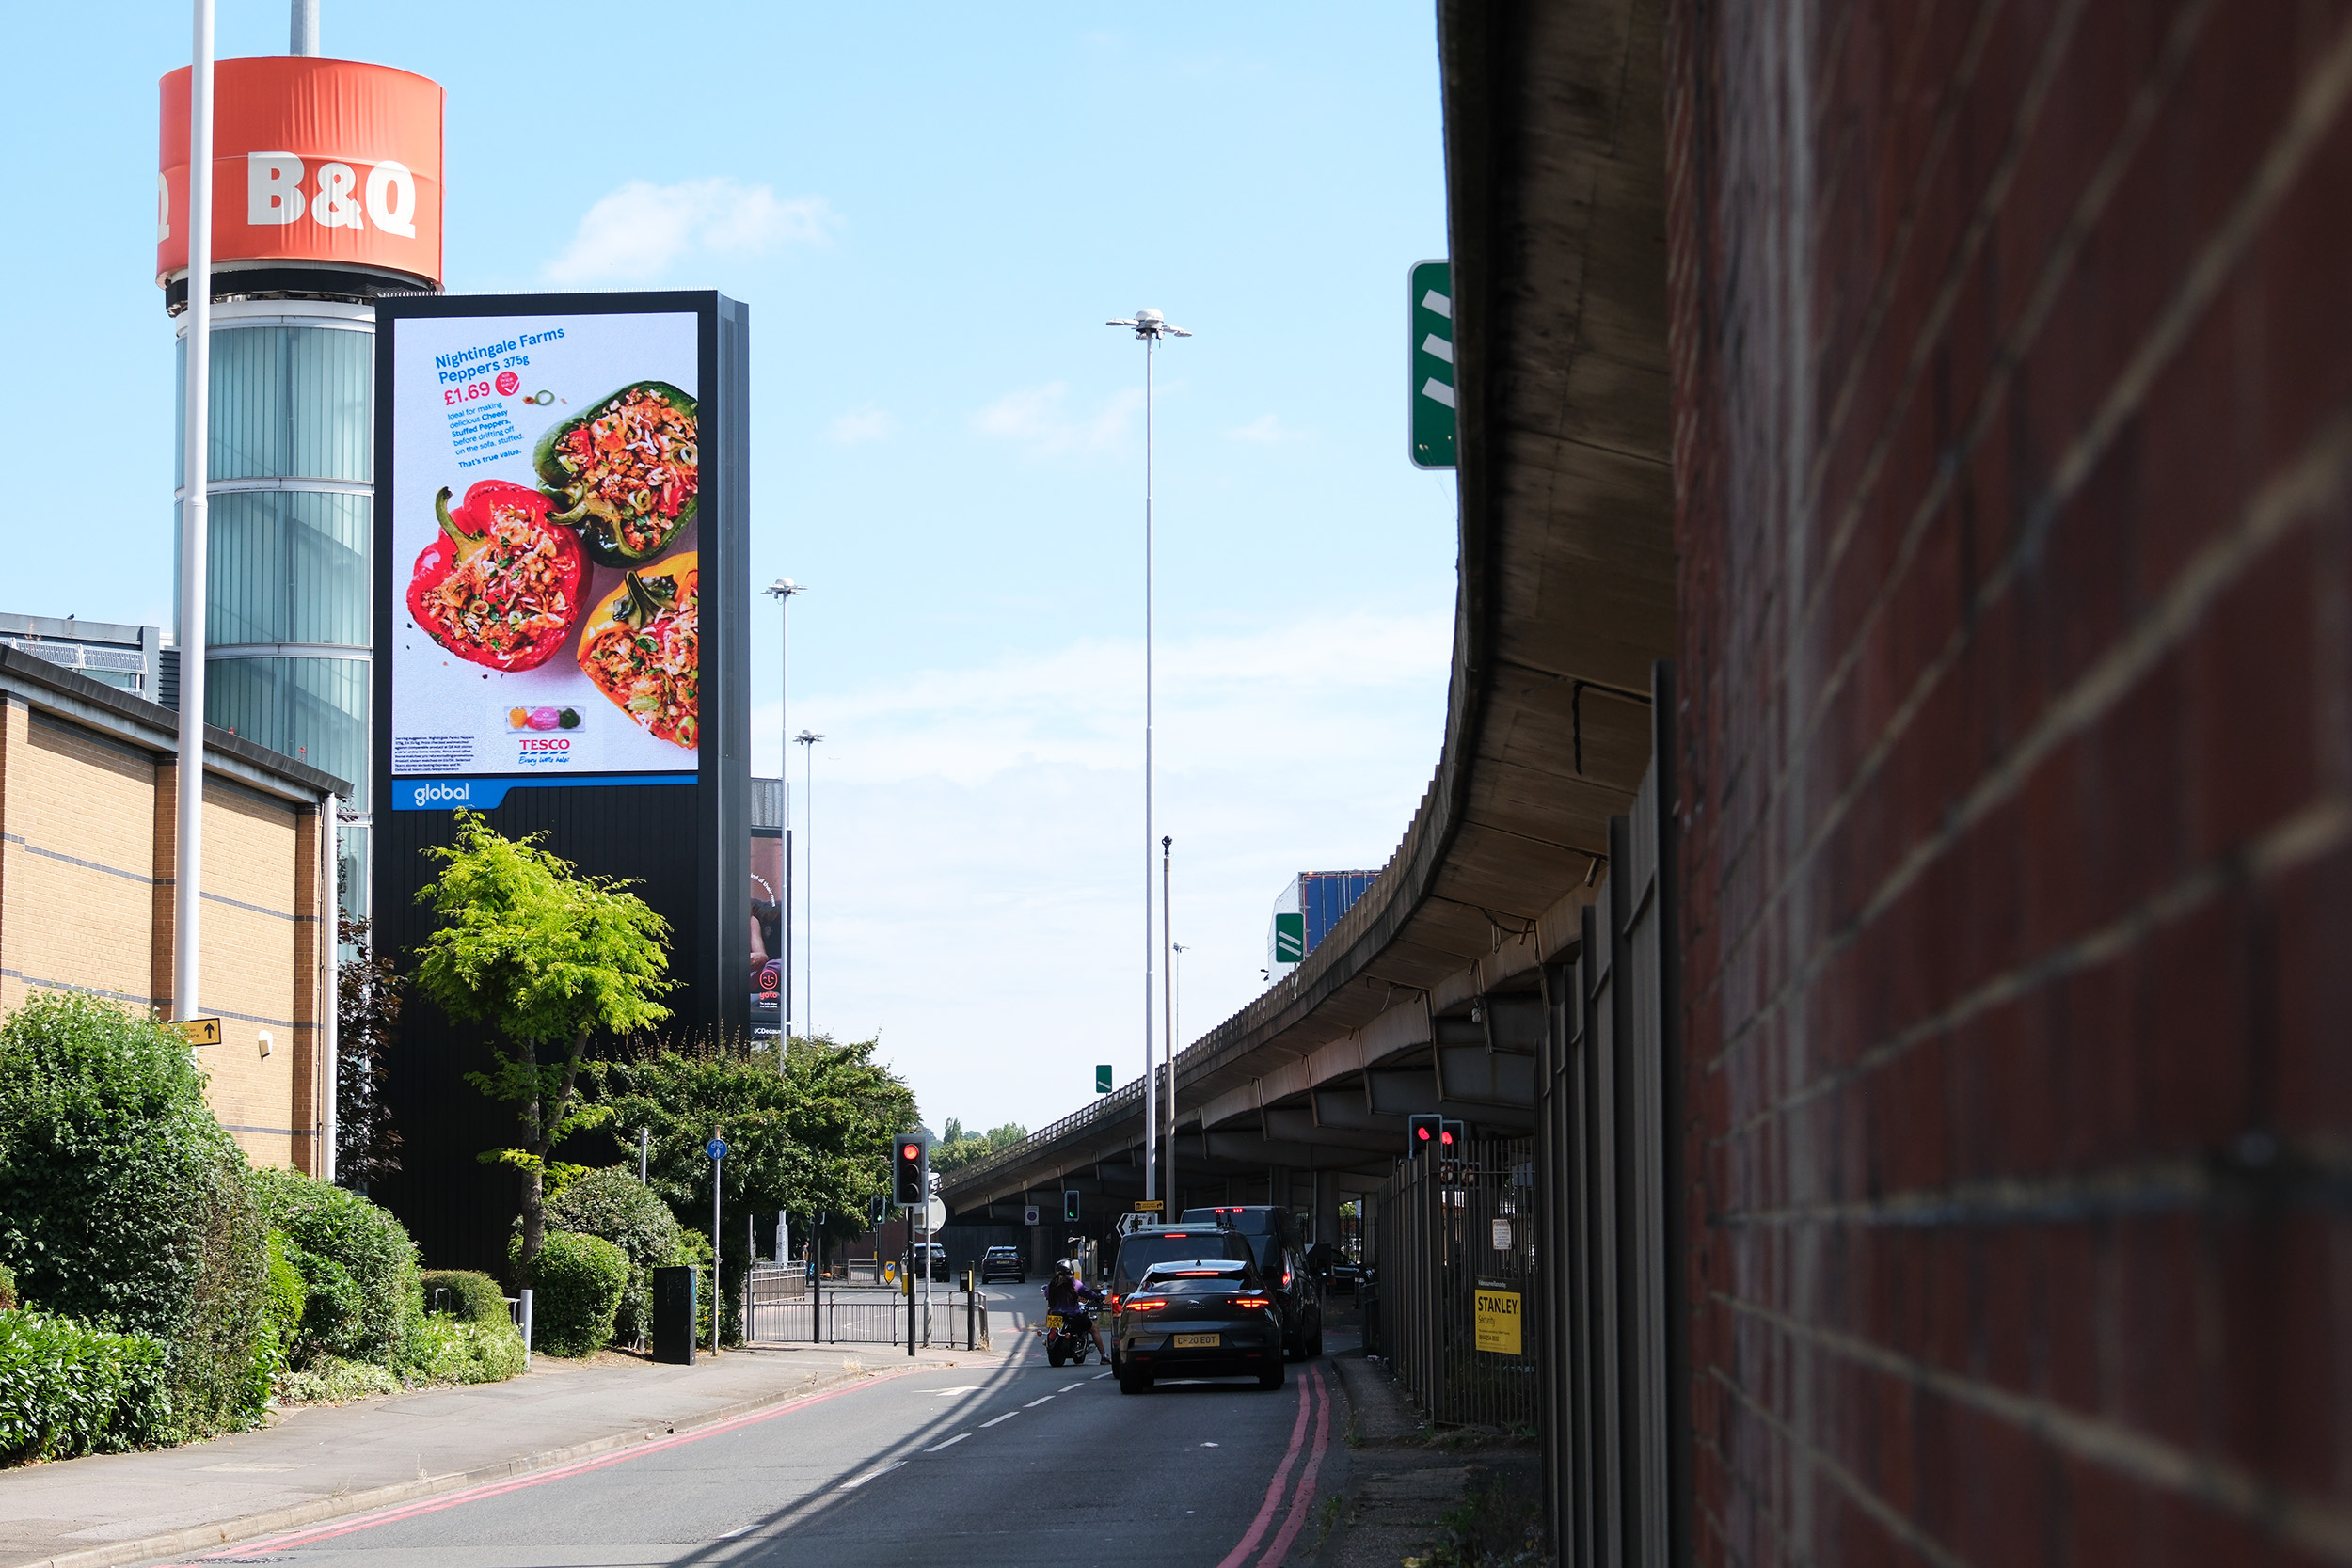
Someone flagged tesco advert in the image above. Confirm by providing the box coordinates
[386,309,701,802]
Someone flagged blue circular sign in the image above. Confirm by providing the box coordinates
[707,1138,729,1161]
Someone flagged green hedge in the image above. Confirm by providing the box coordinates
[0,1309,173,1464]
[403,1315,527,1385]
[0,994,272,1438]
[0,1262,15,1311]
[274,1354,400,1405]
[543,1168,683,1346]
[420,1270,510,1328]
[247,1167,420,1369]
[512,1232,628,1356]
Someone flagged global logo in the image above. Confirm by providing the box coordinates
[410,782,472,805]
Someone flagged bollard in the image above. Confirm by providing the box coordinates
[519,1289,534,1369]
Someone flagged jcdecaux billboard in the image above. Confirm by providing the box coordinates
[373,291,749,1034]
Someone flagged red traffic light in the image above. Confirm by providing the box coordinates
[1439,1128,1455,1147]
[901,1143,920,1160]
[1416,1125,1433,1141]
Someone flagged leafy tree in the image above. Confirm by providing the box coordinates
[410,811,673,1272]
[584,1031,916,1260]
[930,1118,1029,1176]
[335,915,404,1192]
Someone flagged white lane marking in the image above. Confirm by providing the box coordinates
[1060,1382,1088,1392]
[925,1434,969,1452]
[980,1411,1021,1427]
[927,1386,983,1396]
[716,1526,755,1538]
[1093,1370,1113,1380]
[838,1460,906,1490]
[1024,1396,1055,1407]
[1201,1442,1220,1448]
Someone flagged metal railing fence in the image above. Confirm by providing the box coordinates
[744,1265,990,1349]
[1371,1137,1537,1432]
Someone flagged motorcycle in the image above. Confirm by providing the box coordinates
[1042,1307,1096,1366]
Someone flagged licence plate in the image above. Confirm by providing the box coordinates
[1172,1332,1220,1348]
[1044,1314,1063,1330]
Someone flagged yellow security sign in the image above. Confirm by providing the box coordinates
[171,1017,222,1047]
[1474,1286,1523,1355]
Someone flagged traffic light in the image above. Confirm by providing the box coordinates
[1063,1190,1081,1222]
[1439,1119,1465,1180]
[892,1135,927,1207]
[1407,1114,1441,1156]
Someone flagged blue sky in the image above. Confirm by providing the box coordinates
[2,2,1455,1137]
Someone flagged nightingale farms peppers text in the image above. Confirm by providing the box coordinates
[405,481,587,671]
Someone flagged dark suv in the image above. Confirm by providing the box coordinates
[980,1245,1025,1283]
[1106,1224,1258,1375]
[1178,1206,1324,1359]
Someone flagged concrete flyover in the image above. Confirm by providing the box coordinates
[941,0,1673,1238]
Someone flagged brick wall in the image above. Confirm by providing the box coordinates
[0,692,328,1174]
[1665,2,2352,1562]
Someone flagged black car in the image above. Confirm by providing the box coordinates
[980,1245,1025,1283]
[1178,1206,1324,1359]
[1115,1259,1283,1392]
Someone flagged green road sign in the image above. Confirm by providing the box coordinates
[1274,912,1306,964]
[1095,1064,1113,1094]
[1410,260,1454,467]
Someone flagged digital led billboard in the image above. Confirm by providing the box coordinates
[372,292,749,1273]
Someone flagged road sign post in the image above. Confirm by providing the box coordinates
[706,1135,728,1353]
[1409,260,1455,468]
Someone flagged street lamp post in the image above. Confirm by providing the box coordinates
[764,579,804,1058]
[1104,309,1189,1210]
[794,730,824,1039]
[175,0,217,1025]
[1162,835,1175,1213]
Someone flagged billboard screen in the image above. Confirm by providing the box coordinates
[372,291,749,1274]
[751,827,783,1037]
[384,307,702,798]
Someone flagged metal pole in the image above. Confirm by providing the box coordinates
[795,733,821,1038]
[1162,835,1175,1213]
[1142,328,1156,1207]
[639,1126,649,1183]
[905,1227,915,1356]
[289,0,319,54]
[175,0,215,1025]
[321,796,339,1181]
[711,1142,723,1354]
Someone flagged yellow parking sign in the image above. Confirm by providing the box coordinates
[1474,1285,1522,1355]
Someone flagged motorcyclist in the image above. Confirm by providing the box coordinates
[1043,1260,1107,1362]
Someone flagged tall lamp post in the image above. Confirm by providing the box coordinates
[175,0,217,1024]
[764,579,804,1056]
[794,730,824,1040]
[1104,308,1189,1210]
[1171,940,1187,1211]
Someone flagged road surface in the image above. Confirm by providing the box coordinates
[142,1333,1339,1568]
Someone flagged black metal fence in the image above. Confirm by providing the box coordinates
[1370,1137,1538,1432]
[744,1265,991,1350]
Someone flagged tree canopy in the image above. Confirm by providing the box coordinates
[930,1118,1029,1176]
[410,810,673,1267]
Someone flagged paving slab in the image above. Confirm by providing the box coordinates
[0,1339,1015,1568]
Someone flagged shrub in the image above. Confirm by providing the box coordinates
[0,994,272,1438]
[419,1270,510,1327]
[0,1263,15,1311]
[401,1315,527,1385]
[261,1233,305,1360]
[543,1167,683,1346]
[511,1231,628,1356]
[0,1309,173,1464]
[273,1355,400,1405]
[247,1167,420,1368]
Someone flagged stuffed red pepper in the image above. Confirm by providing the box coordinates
[405,482,587,672]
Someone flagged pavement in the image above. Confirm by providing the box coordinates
[0,1341,1001,1568]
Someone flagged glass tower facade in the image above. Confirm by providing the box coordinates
[176,298,374,926]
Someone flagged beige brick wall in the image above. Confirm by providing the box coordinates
[1,694,329,1175]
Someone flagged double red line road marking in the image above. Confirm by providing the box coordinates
[1216,1363,1333,1568]
[154,1360,1339,1568]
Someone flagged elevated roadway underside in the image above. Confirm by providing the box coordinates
[943,0,1671,1232]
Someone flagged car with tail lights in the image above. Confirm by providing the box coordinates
[1179,1205,1325,1359]
[1114,1259,1284,1393]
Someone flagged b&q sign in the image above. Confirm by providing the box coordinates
[1473,1285,1523,1356]
[158,58,445,289]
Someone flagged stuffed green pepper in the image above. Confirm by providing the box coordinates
[532,381,699,566]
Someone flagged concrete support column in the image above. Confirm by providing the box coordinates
[1312,1168,1340,1250]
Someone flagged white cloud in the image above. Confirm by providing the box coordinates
[971,381,1144,456]
[543,179,837,285]
[825,408,896,445]
[748,610,1453,1134]
[1230,413,1306,444]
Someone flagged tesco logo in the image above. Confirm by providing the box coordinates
[245,152,417,237]
[518,738,571,752]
